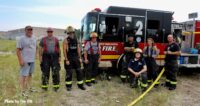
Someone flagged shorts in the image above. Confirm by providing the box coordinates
[20,62,35,76]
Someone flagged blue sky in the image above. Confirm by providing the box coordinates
[0,0,199,31]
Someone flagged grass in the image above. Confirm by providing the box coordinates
[0,39,16,52]
[1,40,198,106]
[0,54,175,106]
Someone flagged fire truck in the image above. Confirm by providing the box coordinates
[80,6,200,72]
[172,20,200,68]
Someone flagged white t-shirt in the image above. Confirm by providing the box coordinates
[16,35,37,62]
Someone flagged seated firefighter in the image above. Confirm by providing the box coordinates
[128,48,148,92]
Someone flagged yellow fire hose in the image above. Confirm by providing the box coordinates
[128,68,165,106]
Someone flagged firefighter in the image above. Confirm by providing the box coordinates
[121,34,138,83]
[128,48,147,91]
[39,28,61,92]
[84,32,101,86]
[143,38,159,87]
[63,26,86,91]
[164,34,181,90]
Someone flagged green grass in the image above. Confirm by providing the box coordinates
[0,39,16,52]
[0,54,175,106]
[1,40,197,106]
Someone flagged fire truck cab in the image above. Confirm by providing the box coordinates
[80,6,174,71]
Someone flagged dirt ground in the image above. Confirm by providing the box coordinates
[168,70,200,106]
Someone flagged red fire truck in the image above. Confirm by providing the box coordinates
[80,6,200,71]
[173,20,200,68]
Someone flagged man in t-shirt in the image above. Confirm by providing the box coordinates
[16,26,37,97]
[121,34,138,83]
[39,28,61,92]
[164,34,181,90]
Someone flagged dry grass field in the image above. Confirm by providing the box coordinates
[0,39,200,106]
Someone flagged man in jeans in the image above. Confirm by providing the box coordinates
[16,25,37,97]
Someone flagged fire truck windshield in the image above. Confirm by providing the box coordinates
[81,14,97,41]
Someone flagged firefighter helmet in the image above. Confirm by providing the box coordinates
[134,48,142,53]
[65,26,75,33]
[90,32,98,38]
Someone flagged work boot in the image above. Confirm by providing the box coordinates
[78,85,86,90]
[121,78,126,83]
[154,84,159,88]
[169,87,176,91]
[85,82,92,87]
[42,88,48,91]
[130,82,138,88]
[169,84,176,91]
[53,88,59,92]
[142,87,147,92]
[130,79,138,88]
[161,82,170,88]
[66,87,72,91]
[91,80,97,84]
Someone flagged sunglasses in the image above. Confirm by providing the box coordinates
[27,28,33,31]
[67,32,75,34]
[47,31,53,33]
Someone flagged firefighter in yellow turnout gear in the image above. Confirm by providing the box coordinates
[39,28,61,92]
[143,38,160,87]
[128,48,148,92]
[121,34,138,83]
[84,32,101,86]
[164,34,181,90]
[63,26,86,91]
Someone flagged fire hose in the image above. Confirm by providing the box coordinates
[128,68,165,106]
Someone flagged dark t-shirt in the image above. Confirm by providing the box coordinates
[128,59,146,72]
[124,41,138,56]
[164,42,180,61]
[66,37,79,57]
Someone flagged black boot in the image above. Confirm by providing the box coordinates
[121,78,126,83]
[161,82,170,88]
[78,85,86,90]
[142,87,147,92]
[42,88,48,91]
[66,85,72,91]
[169,84,176,90]
[85,82,92,87]
[91,80,97,84]
[130,79,138,88]
[154,84,159,88]
[66,87,72,91]
[53,88,59,92]
[130,82,138,88]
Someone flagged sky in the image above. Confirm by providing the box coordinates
[0,0,199,31]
